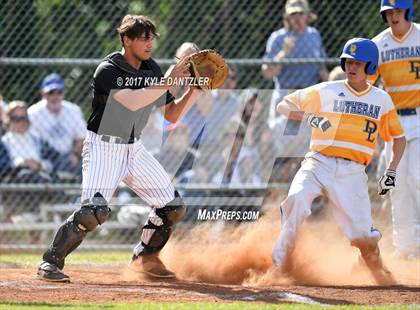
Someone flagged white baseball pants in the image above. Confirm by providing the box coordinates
[272,152,381,267]
[385,112,420,258]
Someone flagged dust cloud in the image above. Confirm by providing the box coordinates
[162,206,420,287]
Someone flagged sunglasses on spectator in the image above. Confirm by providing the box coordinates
[47,89,63,95]
[289,12,305,16]
[10,116,28,122]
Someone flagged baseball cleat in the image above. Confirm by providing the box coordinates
[37,261,70,283]
[131,254,176,279]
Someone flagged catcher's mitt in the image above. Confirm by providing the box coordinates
[189,50,229,90]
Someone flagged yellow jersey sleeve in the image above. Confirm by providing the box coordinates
[379,95,404,141]
[283,86,321,114]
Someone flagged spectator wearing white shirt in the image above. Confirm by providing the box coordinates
[2,101,59,182]
[1,101,62,223]
[28,73,86,179]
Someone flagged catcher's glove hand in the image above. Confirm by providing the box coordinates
[189,49,229,90]
[305,113,332,133]
[378,169,396,195]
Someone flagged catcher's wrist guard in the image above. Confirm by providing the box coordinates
[189,49,229,90]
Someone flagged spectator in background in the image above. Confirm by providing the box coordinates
[0,139,12,181]
[196,67,241,147]
[1,101,59,184]
[223,89,265,185]
[164,42,207,146]
[262,0,327,184]
[1,101,61,226]
[28,73,86,180]
[181,67,241,179]
[165,42,200,99]
[235,152,262,185]
[0,94,7,136]
[216,147,262,186]
[262,0,328,127]
[141,108,165,156]
[158,122,197,182]
[165,46,242,184]
[181,90,212,146]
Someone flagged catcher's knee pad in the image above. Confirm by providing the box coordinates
[73,193,111,231]
[43,192,111,269]
[137,190,186,255]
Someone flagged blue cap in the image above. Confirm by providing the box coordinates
[41,73,64,92]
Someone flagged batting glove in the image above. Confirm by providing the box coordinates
[378,169,396,195]
[305,113,332,133]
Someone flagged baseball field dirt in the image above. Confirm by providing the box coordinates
[1,211,419,307]
[0,266,419,306]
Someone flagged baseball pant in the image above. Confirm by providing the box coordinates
[384,112,420,257]
[81,131,174,205]
[82,131,175,253]
[272,152,381,268]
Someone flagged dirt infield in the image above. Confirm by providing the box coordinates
[0,266,419,306]
[1,209,419,306]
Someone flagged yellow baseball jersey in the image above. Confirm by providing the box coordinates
[284,81,404,165]
[368,23,420,109]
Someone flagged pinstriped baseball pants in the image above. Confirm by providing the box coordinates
[81,131,175,207]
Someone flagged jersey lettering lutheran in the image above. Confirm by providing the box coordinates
[284,80,404,165]
[369,23,420,109]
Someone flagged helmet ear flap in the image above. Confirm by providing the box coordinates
[381,11,387,22]
[364,61,377,75]
[340,58,347,72]
[365,62,371,74]
[405,9,411,22]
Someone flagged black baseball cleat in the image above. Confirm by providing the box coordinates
[37,261,70,283]
[130,254,176,279]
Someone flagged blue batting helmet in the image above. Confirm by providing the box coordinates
[340,38,379,75]
[380,0,414,22]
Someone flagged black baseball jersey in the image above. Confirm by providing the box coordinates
[87,52,175,139]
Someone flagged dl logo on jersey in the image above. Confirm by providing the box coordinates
[364,119,377,142]
[409,61,420,79]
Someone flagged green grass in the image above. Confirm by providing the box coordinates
[0,251,132,267]
[0,302,415,310]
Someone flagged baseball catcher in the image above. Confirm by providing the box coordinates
[37,15,203,282]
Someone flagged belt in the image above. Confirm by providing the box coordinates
[100,135,140,144]
[337,157,351,162]
[397,108,417,116]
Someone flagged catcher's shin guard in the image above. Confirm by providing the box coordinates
[134,190,186,257]
[42,192,111,269]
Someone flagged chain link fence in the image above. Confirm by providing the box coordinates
[1,0,416,249]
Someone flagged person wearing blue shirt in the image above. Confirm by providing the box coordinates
[262,0,328,125]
